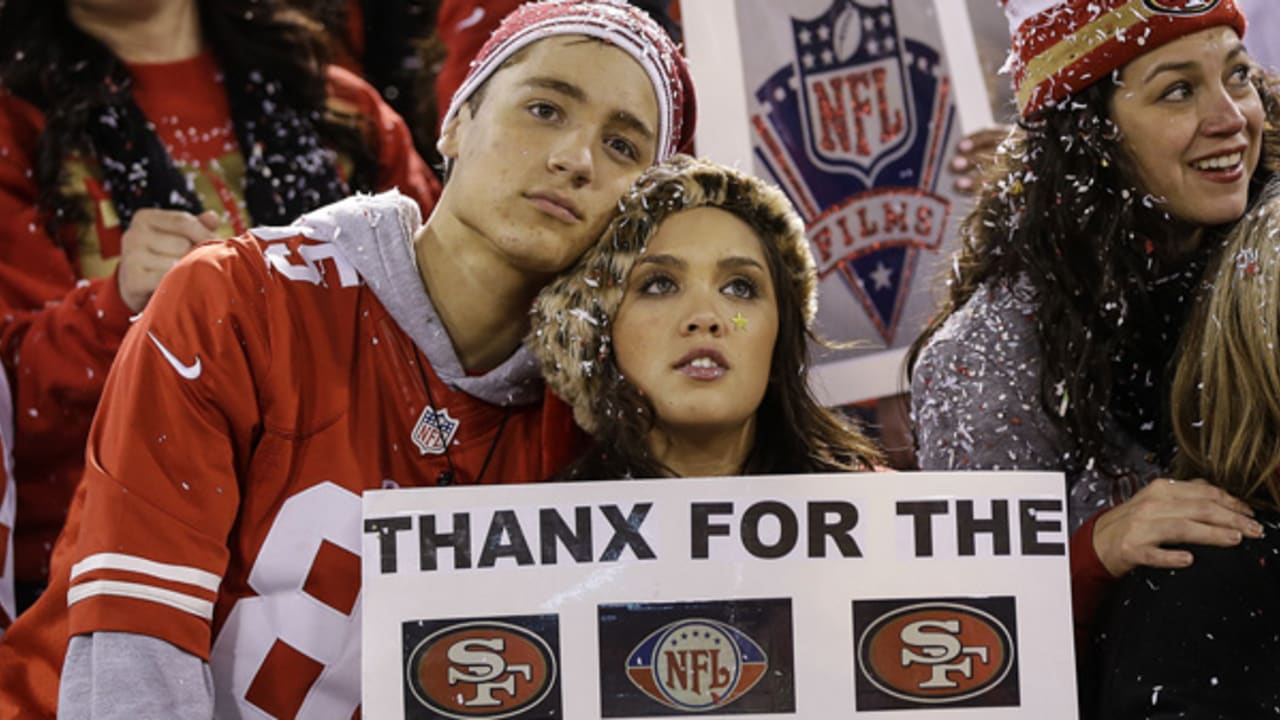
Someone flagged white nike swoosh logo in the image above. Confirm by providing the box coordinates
[148,331,203,380]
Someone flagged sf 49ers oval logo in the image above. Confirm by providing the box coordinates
[406,621,556,719]
[1143,0,1221,15]
[857,602,1015,704]
[625,618,768,711]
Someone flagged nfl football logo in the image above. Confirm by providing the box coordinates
[750,0,956,344]
[412,406,459,455]
[597,598,796,717]
[625,618,769,711]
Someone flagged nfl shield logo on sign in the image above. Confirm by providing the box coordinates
[751,0,956,345]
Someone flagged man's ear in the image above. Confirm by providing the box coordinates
[438,107,468,160]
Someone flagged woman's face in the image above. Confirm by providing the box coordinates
[612,207,780,437]
[1110,26,1262,228]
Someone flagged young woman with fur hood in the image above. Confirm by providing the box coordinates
[530,155,881,479]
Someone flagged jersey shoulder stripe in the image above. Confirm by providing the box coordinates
[67,579,214,620]
[68,553,221,620]
[70,552,221,592]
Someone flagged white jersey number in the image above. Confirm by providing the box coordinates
[210,482,363,718]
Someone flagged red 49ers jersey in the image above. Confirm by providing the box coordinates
[0,204,581,718]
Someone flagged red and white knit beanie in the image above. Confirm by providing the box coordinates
[1002,0,1246,117]
[439,0,697,161]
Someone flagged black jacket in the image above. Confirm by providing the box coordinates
[1091,511,1280,719]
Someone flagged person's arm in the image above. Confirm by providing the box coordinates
[324,64,441,215]
[434,0,527,122]
[1068,510,1113,648]
[911,287,1261,634]
[910,284,1066,473]
[57,633,213,720]
[0,94,136,464]
[1093,532,1280,719]
[57,236,269,717]
[0,369,12,634]
[0,96,214,477]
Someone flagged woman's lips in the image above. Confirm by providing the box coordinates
[674,349,729,380]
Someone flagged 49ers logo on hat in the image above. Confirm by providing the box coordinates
[403,615,561,719]
[1143,0,1221,14]
[853,597,1019,710]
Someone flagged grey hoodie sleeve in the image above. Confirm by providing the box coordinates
[911,282,1161,529]
[58,632,213,720]
[911,283,1065,473]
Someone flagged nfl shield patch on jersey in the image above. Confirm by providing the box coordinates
[412,406,460,455]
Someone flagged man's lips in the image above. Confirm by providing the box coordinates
[525,192,583,222]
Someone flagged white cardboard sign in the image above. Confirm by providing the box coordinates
[362,471,1077,718]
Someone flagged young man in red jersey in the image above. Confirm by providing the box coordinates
[0,1,695,716]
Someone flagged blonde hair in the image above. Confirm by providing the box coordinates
[1171,178,1280,508]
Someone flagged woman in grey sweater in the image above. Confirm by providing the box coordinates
[910,0,1271,628]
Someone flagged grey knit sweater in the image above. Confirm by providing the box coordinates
[910,278,1162,530]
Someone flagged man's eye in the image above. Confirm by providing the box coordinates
[528,102,561,121]
[607,136,638,161]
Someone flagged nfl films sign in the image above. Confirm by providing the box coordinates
[362,472,1077,718]
[683,0,1001,403]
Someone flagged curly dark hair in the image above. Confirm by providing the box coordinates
[908,72,1280,481]
[0,0,378,249]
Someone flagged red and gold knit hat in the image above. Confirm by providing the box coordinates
[440,0,697,161]
[1002,0,1246,117]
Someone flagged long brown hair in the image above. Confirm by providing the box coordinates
[908,73,1280,481]
[1171,177,1280,508]
[532,157,883,479]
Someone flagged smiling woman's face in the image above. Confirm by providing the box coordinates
[1110,25,1262,227]
[611,207,780,437]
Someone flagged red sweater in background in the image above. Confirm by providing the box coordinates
[0,52,439,588]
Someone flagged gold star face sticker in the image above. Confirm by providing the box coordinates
[732,312,748,331]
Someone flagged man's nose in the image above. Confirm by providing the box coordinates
[547,130,594,187]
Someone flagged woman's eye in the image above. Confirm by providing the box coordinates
[723,277,758,299]
[638,274,677,295]
[1160,82,1191,102]
[1229,63,1253,85]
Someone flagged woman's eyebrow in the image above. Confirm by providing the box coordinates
[1142,43,1247,84]
[719,256,766,272]
[634,254,686,270]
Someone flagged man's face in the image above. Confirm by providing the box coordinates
[437,36,661,276]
